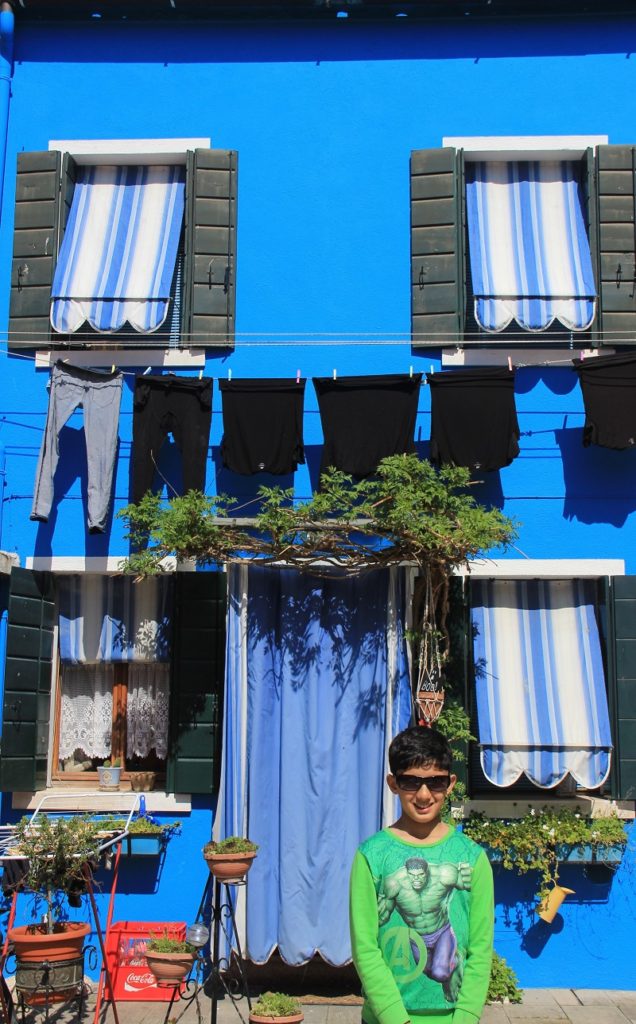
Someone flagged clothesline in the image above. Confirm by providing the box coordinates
[0,342,600,379]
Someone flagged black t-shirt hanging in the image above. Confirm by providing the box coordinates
[572,351,636,450]
[427,367,520,472]
[219,378,306,475]
[313,373,422,477]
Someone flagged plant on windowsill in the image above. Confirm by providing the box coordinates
[7,814,101,1002]
[202,837,259,883]
[144,933,197,987]
[97,758,122,790]
[249,991,304,1024]
[463,807,628,919]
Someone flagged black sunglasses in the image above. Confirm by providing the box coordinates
[394,773,451,794]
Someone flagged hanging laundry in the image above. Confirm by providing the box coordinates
[31,361,123,533]
[428,367,519,472]
[131,374,213,502]
[219,378,306,475]
[313,373,422,477]
[572,351,636,449]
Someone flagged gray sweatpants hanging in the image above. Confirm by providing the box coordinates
[31,361,123,533]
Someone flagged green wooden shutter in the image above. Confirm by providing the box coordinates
[183,148,238,349]
[609,575,636,799]
[595,144,636,346]
[166,571,227,795]
[410,147,465,348]
[0,568,55,793]
[8,151,75,349]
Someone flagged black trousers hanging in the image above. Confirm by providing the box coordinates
[131,375,213,502]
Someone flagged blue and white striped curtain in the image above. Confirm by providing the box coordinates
[51,164,185,334]
[466,160,596,333]
[58,575,172,663]
[471,579,611,789]
[215,564,412,965]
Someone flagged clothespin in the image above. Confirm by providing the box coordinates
[430,365,434,375]
[198,369,203,380]
[296,369,301,384]
[143,366,152,375]
[228,368,232,381]
[507,356,513,372]
[333,369,337,381]
[409,365,414,378]
[580,350,586,361]
[111,364,115,374]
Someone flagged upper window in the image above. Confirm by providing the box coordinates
[8,139,238,351]
[410,136,636,349]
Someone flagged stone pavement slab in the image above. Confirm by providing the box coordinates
[560,1008,631,1023]
[573,989,620,1004]
[547,991,580,1006]
[506,1003,567,1019]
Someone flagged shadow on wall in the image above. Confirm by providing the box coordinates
[555,427,636,526]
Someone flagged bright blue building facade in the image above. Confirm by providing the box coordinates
[0,1,634,991]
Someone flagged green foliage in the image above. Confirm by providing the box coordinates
[436,700,474,807]
[12,814,102,928]
[463,807,627,906]
[147,931,195,955]
[251,992,302,1017]
[203,836,258,855]
[117,456,516,576]
[487,951,523,1004]
[102,758,121,769]
[96,816,180,836]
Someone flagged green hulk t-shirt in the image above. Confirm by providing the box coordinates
[349,826,494,1024]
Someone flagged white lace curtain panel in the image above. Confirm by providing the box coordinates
[59,663,169,761]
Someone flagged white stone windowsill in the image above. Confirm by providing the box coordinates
[454,797,635,821]
[12,790,191,814]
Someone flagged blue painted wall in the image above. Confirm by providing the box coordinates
[0,12,635,988]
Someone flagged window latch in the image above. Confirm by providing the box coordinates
[224,265,230,294]
[418,264,426,290]
[617,263,622,289]
[17,263,29,291]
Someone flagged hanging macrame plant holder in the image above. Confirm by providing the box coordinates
[414,568,445,727]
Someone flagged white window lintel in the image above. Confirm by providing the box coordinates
[48,137,211,166]
[443,134,609,162]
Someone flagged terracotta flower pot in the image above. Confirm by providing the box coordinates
[129,770,156,792]
[249,1013,304,1024]
[203,850,256,883]
[536,884,576,923]
[145,950,195,986]
[9,921,91,963]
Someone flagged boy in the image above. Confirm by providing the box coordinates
[349,727,493,1024]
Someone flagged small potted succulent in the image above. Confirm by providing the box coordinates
[202,836,258,882]
[97,758,122,790]
[144,932,196,986]
[249,991,304,1024]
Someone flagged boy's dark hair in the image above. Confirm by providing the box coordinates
[388,726,452,775]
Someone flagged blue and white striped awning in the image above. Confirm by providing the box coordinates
[466,161,596,333]
[51,165,185,334]
[471,579,611,789]
[58,575,173,663]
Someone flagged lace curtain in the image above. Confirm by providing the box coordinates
[126,663,170,760]
[59,664,114,760]
[59,663,169,761]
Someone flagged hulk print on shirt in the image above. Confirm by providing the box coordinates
[378,857,473,1002]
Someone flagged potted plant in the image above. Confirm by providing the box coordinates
[144,932,196,987]
[98,815,181,857]
[128,770,156,792]
[463,807,627,919]
[97,758,121,790]
[202,836,259,882]
[7,814,100,1003]
[249,992,304,1024]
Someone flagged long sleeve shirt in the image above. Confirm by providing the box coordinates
[349,826,494,1024]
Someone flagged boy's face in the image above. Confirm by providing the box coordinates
[387,761,456,828]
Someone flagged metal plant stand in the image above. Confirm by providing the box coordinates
[159,873,253,1024]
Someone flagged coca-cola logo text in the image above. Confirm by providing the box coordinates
[124,972,156,990]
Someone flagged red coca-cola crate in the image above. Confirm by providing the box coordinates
[105,921,187,1001]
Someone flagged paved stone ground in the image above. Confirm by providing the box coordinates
[9,986,636,1024]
